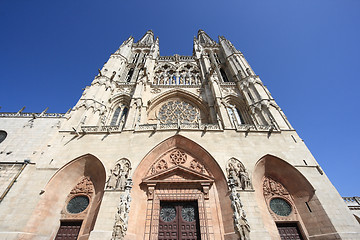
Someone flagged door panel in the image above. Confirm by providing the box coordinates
[55,221,82,240]
[277,223,303,240]
[159,201,200,240]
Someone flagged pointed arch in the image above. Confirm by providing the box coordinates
[127,135,234,240]
[223,95,253,125]
[253,154,337,240]
[24,154,106,240]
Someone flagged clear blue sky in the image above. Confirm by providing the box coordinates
[0,1,359,196]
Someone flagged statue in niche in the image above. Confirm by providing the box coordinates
[226,158,252,190]
[229,180,250,240]
[112,180,132,240]
[106,159,131,190]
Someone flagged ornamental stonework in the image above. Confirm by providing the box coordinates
[147,148,210,177]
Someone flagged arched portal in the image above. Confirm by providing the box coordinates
[253,154,338,240]
[127,135,234,240]
[23,154,106,240]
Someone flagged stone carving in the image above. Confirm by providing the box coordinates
[106,159,132,191]
[263,176,289,197]
[170,149,187,165]
[70,176,94,195]
[151,159,168,174]
[229,179,250,240]
[226,158,251,190]
[190,159,205,173]
[112,179,132,240]
[147,149,210,177]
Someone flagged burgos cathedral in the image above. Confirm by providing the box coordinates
[0,30,359,240]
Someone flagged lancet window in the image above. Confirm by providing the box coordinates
[154,63,201,85]
[110,106,128,126]
[126,68,134,82]
[220,68,229,82]
[227,105,245,126]
[158,100,200,124]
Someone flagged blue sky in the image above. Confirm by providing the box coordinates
[0,1,359,196]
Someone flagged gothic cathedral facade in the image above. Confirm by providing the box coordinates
[0,30,359,240]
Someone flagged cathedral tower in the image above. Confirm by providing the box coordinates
[0,30,359,240]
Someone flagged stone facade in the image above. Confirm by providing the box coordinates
[0,30,359,240]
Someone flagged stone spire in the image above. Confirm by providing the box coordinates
[218,36,238,57]
[197,29,217,46]
[136,30,154,46]
[114,36,134,56]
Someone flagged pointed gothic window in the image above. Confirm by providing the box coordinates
[220,68,229,82]
[126,68,134,82]
[110,107,121,126]
[214,53,221,64]
[110,106,128,126]
[132,53,139,63]
[227,106,245,126]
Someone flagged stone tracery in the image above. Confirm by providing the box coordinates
[158,100,199,124]
[153,63,201,85]
[146,148,210,177]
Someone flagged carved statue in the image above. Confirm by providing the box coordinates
[112,180,132,240]
[106,163,121,190]
[229,184,250,240]
[118,162,130,191]
[106,159,132,190]
[226,158,252,190]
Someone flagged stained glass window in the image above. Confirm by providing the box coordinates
[67,196,89,214]
[269,198,292,216]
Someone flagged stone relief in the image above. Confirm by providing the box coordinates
[70,176,94,195]
[226,158,251,190]
[147,149,210,176]
[112,179,132,240]
[106,159,132,191]
[170,149,187,165]
[263,176,289,197]
[229,179,250,240]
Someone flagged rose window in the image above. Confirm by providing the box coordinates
[269,198,292,216]
[158,100,199,124]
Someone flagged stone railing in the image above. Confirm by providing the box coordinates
[158,55,195,62]
[220,82,236,86]
[135,122,221,132]
[0,112,65,118]
[80,125,122,133]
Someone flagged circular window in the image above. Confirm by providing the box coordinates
[181,205,195,222]
[160,205,176,222]
[67,196,89,214]
[0,131,7,144]
[269,198,292,216]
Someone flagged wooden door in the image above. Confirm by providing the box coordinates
[277,223,303,240]
[159,201,200,240]
[55,221,82,240]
